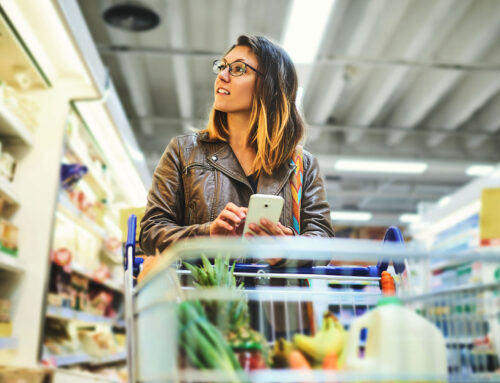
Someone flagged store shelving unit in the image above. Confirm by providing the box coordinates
[45,351,126,368]
[0,175,20,206]
[0,336,17,350]
[71,262,124,294]
[0,3,145,381]
[0,101,34,146]
[57,194,108,240]
[0,250,23,273]
[0,4,50,367]
[46,305,124,328]
[40,108,127,377]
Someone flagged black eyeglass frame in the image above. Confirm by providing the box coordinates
[212,59,263,77]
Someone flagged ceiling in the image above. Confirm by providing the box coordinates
[76,0,500,226]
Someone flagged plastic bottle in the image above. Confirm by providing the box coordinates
[344,297,448,382]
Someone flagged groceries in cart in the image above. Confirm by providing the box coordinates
[125,216,500,382]
[168,252,448,382]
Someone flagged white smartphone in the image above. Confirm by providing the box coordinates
[243,194,284,235]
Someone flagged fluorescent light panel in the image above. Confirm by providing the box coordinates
[438,196,451,207]
[335,159,428,174]
[399,214,420,223]
[282,0,336,63]
[330,211,372,222]
[465,165,495,177]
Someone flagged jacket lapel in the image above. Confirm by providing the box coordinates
[258,161,296,196]
[205,141,252,190]
[201,134,296,195]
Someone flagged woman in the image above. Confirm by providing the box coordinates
[140,35,334,258]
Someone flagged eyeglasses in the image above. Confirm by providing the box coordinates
[212,59,262,77]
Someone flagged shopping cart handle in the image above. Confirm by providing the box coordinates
[124,214,144,277]
[233,263,380,277]
[377,226,406,274]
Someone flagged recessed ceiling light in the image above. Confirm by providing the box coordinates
[103,3,160,32]
[399,214,420,223]
[334,159,428,174]
[330,211,372,221]
[465,165,495,177]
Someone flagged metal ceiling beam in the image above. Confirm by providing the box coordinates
[129,115,499,140]
[425,71,500,147]
[338,0,411,143]
[104,6,156,137]
[465,90,500,148]
[166,0,193,133]
[304,0,383,129]
[386,0,500,146]
[97,46,500,72]
[345,0,471,144]
[425,40,500,147]
[228,0,246,45]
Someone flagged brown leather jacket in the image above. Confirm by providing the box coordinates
[140,133,334,255]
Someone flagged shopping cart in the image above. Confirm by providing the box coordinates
[124,215,500,383]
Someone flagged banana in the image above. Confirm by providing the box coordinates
[293,312,346,364]
[272,337,295,368]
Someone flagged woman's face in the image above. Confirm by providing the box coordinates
[213,45,259,117]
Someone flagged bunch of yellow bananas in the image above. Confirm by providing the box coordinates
[293,312,347,365]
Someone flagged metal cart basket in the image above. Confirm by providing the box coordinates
[124,216,500,383]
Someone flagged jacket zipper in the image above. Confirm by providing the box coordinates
[183,163,212,175]
[211,170,219,221]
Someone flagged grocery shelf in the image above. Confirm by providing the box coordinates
[46,305,124,327]
[44,351,126,367]
[58,194,107,240]
[0,175,20,206]
[430,258,470,272]
[89,351,127,366]
[66,138,111,199]
[0,336,17,350]
[0,101,35,146]
[0,251,23,273]
[71,262,124,294]
[46,353,90,367]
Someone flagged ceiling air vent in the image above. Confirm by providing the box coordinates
[103,3,160,32]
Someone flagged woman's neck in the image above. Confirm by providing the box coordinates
[227,112,251,149]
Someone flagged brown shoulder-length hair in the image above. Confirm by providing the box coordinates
[200,35,305,175]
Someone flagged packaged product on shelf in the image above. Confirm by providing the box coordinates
[0,151,16,181]
[0,218,18,255]
[88,289,113,317]
[77,328,118,358]
[75,226,101,270]
[0,82,39,131]
[43,317,78,356]
[48,262,72,308]
[53,216,78,263]
[70,274,89,311]
[0,298,12,337]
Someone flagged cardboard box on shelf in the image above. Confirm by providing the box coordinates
[0,218,18,255]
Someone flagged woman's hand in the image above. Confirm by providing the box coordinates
[245,219,294,265]
[245,219,294,237]
[210,202,248,237]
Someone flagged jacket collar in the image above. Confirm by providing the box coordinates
[202,134,296,195]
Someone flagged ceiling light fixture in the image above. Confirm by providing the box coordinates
[334,159,428,174]
[399,214,420,223]
[438,196,451,207]
[103,3,160,32]
[330,211,372,222]
[282,0,336,63]
[465,164,495,177]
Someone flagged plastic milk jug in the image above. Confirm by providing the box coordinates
[344,297,448,381]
